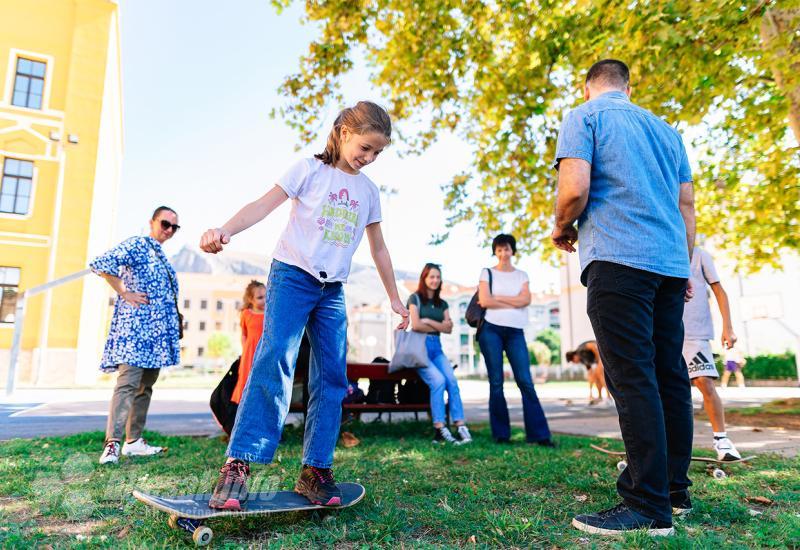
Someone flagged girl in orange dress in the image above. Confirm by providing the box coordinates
[232,280,266,404]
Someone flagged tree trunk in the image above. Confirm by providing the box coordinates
[761,9,800,145]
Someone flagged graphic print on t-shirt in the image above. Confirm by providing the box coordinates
[318,188,360,248]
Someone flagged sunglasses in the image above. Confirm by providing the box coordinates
[159,219,180,232]
[425,262,441,270]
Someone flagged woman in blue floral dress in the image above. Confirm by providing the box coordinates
[91,206,182,464]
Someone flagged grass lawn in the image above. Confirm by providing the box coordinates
[698,398,800,431]
[1,422,798,548]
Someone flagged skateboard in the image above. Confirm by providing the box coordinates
[133,483,365,546]
[590,444,755,480]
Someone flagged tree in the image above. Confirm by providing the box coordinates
[207,333,237,363]
[535,327,561,364]
[271,0,800,271]
[529,341,552,366]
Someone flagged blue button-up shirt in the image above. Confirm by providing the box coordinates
[554,90,692,282]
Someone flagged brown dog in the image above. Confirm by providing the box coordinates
[566,341,608,404]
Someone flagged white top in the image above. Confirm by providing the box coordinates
[682,247,720,341]
[273,158,382,282]
[479,267,529,329]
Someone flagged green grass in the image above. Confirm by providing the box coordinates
[1,423,798,548]
[727,399,800,417]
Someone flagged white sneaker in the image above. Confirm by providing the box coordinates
[455,425,473,444]
[121,438,164,457]
[713,437,742,461]
[99,440,120,464]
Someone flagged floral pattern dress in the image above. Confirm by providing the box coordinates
[90,236,181,372]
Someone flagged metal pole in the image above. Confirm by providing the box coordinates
[5,269,90,395]
[6,294,27,396]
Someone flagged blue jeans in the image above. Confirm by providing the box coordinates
[227,260,348,468]
[415,334,465,425]
[478,321,551,442]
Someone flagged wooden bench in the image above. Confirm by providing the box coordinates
[289,361,430,420]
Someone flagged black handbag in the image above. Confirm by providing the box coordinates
[210,358,240,436]
[464,268,493,331]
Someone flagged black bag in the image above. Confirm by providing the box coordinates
[343,380,366,404]
[465,268,493,330]
[366,356,398,404]
[397,378,430,405]
[210,358,240,436]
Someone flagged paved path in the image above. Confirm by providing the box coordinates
[2,382,799,457]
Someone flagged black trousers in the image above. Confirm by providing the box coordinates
[585,261,693,523]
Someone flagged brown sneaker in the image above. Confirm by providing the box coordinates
[208,459,250,510]
[294,465,342,506]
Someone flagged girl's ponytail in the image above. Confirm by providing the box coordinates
[315,101,392,165]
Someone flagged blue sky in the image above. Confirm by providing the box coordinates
[117,0,560,290]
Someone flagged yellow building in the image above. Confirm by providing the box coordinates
[0,0,123,387]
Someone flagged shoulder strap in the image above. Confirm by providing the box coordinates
[147,240,179,305]
[487,268,493,294]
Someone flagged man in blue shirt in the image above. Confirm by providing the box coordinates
[552,59,696,536]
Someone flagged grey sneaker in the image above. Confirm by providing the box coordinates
[455,425,473,444]
[432,426,458,445]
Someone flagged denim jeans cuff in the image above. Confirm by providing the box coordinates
[226,448,276,465]
[301,457,333,469]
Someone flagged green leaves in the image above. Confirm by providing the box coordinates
[273,0,800,271]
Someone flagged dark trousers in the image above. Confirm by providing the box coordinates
[585,261,693,523]
[478,321,551,443]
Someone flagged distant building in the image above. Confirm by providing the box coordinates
[171,247,266,367]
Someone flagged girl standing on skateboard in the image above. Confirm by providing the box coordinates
[200,101,409,511]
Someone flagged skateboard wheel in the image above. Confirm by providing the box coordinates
[168,515,178,529]
[193,526,213,546]
[712,468,727,480]
[616,461,627,472]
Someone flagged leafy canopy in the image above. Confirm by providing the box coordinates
[271,0,800,271]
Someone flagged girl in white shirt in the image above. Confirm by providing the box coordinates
[477,234,553,446]
[200,101,409,510]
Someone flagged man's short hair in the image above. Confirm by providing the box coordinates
[586,59,630,89]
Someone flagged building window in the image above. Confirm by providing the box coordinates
[216,300,223,311]
[199,321,206,331]
[1,158,34,215]
[200,300,208,310]
[183,299,190,309]
[460,334,469,346]
[12,58,46,109]
[215,321,222,330]
[197,347,204,357]
[183,320,189,331]
[0,267,21,324]
[234,301,242,310]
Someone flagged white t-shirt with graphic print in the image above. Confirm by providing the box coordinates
[273,158,382,283]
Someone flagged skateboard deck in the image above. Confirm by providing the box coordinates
[133,482,365,519]
[589,444,756,465]
[133,483,365,546]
